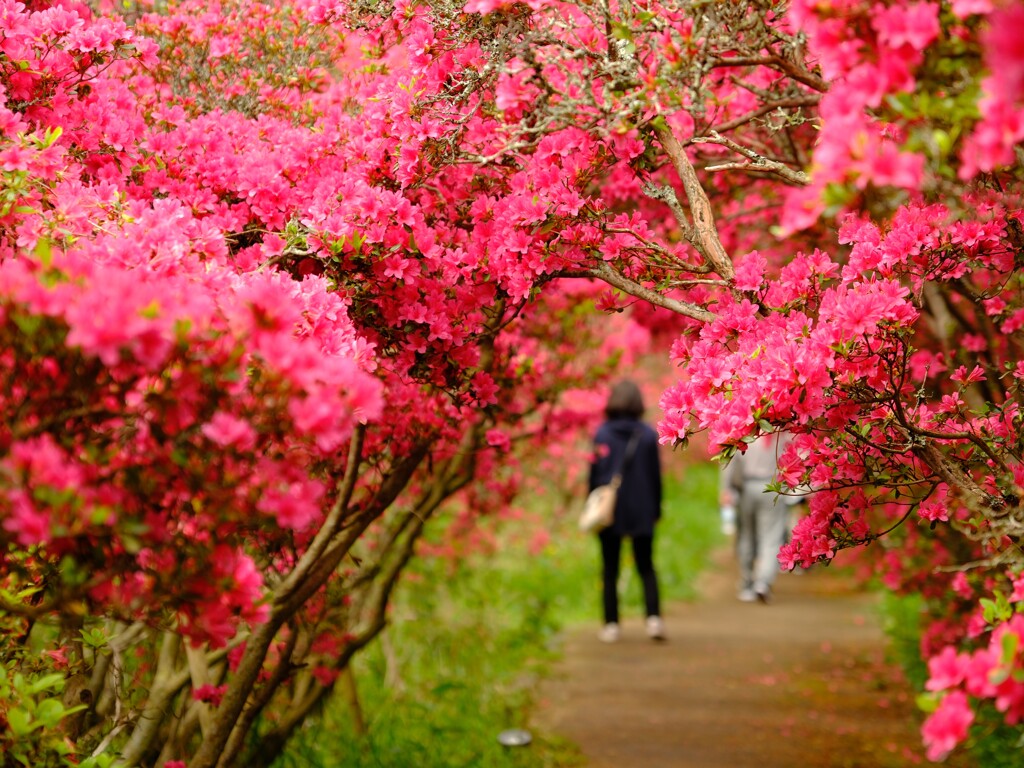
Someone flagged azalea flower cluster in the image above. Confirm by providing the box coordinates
[0,241,383,646]
[922,611,1024,761]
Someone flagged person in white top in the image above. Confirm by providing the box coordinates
[719,433,793,603]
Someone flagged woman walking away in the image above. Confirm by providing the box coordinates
[588,380,665,643]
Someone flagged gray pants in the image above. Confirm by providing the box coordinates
[736,480,789,593]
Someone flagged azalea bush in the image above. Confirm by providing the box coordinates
[0,1,641,765]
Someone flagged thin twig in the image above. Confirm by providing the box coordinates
[691,132,810,185]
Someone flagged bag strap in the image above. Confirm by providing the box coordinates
[610,427,642,482]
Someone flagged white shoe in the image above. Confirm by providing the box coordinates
[598,623,620,643]
[737,588,757,602]
[645,616,666,641]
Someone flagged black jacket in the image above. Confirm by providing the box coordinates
[588,418,663,537]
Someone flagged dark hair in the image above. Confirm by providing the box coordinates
[604,379,645,420]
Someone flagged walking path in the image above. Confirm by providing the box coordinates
[533,553,976,768]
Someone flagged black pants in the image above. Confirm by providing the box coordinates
[599,529,660,624]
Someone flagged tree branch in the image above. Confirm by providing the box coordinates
[691,132,810,185]
[216,626,301,768]
[707,54,828,92]
[275,425,365,602]
[706,94,820,135]
[568,262,716,322]
[651,121,735,280]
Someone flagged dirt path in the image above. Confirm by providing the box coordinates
[533,552,976,768]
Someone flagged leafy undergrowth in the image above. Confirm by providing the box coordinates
[274,461,721,768]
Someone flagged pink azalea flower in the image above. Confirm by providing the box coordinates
[257,476,326,531]
[485,428,512,452]
[732,250,767,292]
[984,3,1024,103]
[1009,571,1024,603]
[871,2,941,51]
[201,411,257,451]
[951,0,992,17]
[921,690,974,761]
[918,500,949,523]
[926,646,968,691]
[312,665,340,686]
[2,490,51,546]
[463,0,510,13]
[192,683,228,706]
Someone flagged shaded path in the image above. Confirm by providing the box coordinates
[533,553,975,768]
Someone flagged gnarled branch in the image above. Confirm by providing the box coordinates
[651,121,735,280]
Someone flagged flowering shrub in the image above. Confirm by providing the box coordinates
[648,1,1024,760]
[1,1,641,765]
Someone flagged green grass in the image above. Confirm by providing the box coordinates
[877,590,929,691]
[274,461,721,768]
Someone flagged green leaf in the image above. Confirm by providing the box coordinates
[40,126,63,148]
[990,663,1012,686]
[916,692,940,714]
[89,505,114,526]
[35,698,65,728]
[12,312,43,337]
[648,115,669,134]
[79,755,117,768]
[884,92,915,118]
[609,21,633,41]
[6,707,33,736]
[715,446,736,464]
[27,673,65,695]
[139,299,161,319]
[1001,630,1019,665]
[980,597,998,624]
[34,237,52,268]
[822,182,854,208]
[80,627,108,648]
